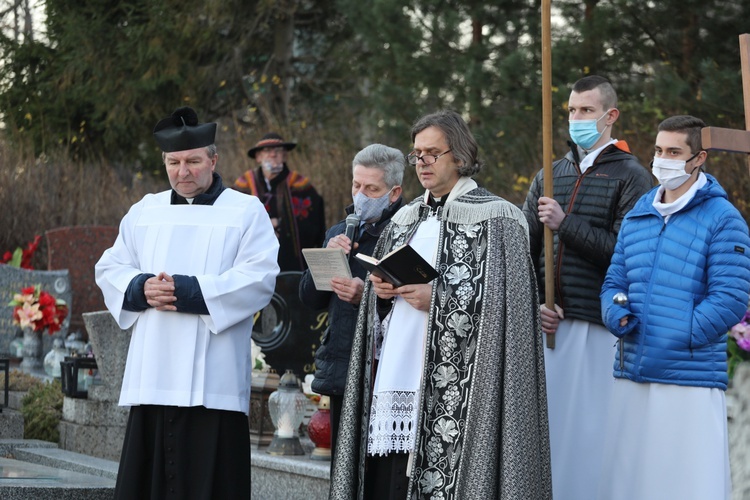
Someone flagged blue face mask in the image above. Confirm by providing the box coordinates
[353,189,393,222]
[569,110,610,150]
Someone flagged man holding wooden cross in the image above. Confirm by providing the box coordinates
[522,75,653,500]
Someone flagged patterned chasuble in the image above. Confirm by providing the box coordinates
[330,186,552,500]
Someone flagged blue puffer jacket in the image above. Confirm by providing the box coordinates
[601,174,750,390]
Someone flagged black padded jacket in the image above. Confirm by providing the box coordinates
[522,141,654,325]
[298,198,403,396]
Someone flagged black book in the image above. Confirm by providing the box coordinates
[354,244,438,287]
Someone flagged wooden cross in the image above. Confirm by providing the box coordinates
[701,34,750,173]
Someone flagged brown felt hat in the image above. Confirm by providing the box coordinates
[247,132,297,158]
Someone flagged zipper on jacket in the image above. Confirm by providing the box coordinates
[619,339,624,370]
[554,171,587,305]
[634,217,668,373]
[551,150,609,307]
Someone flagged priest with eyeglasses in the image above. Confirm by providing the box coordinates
[330,109,551,500]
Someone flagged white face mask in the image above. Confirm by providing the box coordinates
[651,153,700,190]
[261,159,284,175]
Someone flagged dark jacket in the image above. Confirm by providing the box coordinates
[299,198,403,395]
[233,165,326,272]
[522,141,654,324]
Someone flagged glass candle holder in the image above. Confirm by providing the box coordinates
[267,370,307,455]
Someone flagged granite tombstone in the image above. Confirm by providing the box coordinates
[58,311,131,461]
[46,226,118,340]
[0,265,72,360]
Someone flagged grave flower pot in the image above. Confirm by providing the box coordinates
[20,327,43,371]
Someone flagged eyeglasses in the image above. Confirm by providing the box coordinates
[406,150,451,165]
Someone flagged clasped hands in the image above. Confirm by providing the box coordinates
[144,272,177,311]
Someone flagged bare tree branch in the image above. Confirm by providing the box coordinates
[0,0,24,22]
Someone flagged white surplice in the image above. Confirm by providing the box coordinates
[95,189,279,414]
[367,216,440,456]
[598,379,731,500]
[544,318,616,500]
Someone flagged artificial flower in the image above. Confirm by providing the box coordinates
[8,284,68,334]
[1,235,42,269]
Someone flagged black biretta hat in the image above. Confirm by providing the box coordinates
[153,107,217,152]
[247,132,297,158]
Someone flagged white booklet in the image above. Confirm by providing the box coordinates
[301,248,352,291]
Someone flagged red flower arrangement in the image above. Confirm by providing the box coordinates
[1,235,42,269]
[8,285,68,334]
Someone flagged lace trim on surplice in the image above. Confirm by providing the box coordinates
[367,390,418,456]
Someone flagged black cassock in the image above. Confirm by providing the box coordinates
[114,405,251,500]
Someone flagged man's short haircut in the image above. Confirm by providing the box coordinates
[572,75,618,110]
[351,144,405,187]
[411,109,482,177]
[657,115,707,154]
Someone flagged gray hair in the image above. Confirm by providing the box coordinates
[162,144,217,161]
[351,144,405,188]
[410,110,481,176]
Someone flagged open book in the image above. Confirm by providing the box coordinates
[354,244,438,287]
[301,248,352,291]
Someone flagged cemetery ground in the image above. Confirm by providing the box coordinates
[0,307,330,500]
[3,360,750,499]
[0,366,118,499]
[0,362,331,500]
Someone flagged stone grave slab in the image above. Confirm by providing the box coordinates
[56,311,131,461]
[82,310,132,402]
[0,457,114,499]
[0,266,71,359]
[46,226,118,340]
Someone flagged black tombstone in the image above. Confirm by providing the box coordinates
[252,271,328,378]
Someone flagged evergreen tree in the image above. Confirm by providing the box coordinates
[0,0,748,212]
[0,0,273,165]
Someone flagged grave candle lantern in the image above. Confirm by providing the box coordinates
[266,369,307,455]
[307,395,332,461]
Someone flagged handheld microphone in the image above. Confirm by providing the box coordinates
[613,293,628,305]
[344,213,360,250]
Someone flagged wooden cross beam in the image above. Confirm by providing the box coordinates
[701,34,750,172]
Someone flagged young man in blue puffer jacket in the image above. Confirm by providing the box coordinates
[599,115,750,500]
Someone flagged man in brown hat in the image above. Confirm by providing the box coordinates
[96,107,280,499]
[234,132,326,271]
